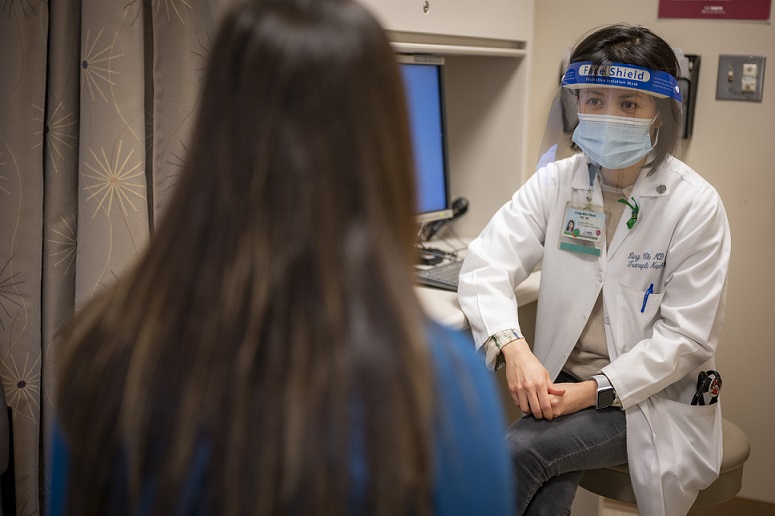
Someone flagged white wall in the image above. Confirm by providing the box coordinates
[445,53,532,237]
[527,0,775,504]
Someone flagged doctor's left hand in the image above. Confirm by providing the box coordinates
[548,381,597,417]
[501,340,566,419]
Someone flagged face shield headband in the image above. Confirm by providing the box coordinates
[561,62,682,103]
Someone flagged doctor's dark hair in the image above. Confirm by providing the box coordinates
[569,24,682,174]
[56,0,434,514]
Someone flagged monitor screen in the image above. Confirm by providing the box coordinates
[398,55,454,223]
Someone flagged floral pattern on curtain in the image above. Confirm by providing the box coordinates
[0,0,230,512]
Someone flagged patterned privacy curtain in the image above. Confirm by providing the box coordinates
[0,0,232,512]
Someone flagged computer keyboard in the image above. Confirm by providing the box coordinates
[415,260,464,292]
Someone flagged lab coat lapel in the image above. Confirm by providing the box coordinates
[606,170,670,260]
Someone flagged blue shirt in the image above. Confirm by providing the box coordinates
[49,322,514,514]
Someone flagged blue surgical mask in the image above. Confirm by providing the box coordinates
[572,113,655,169]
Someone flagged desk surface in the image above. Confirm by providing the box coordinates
[415,270,541,331]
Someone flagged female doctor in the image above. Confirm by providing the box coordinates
[458,24,731,516]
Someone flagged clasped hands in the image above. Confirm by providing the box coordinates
[501,340,596,420]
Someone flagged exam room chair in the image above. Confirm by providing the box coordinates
[578,418,750,508]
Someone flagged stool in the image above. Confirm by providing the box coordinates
[579,418,751,507]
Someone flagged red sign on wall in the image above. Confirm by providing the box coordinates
[659,0,772,20]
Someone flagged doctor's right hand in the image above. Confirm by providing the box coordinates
[501,340,565,419]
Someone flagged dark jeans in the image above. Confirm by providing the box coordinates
[505,372,627,516]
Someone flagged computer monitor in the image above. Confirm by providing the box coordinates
[398,54,454,224]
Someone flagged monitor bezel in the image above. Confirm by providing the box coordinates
[397,54,455,224]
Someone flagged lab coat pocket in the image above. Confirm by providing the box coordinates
[658,396,722,492]
[614,282,664,351]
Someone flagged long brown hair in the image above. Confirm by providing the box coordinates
[57,0,433,513]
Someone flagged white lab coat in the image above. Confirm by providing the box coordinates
[458,153,731,515]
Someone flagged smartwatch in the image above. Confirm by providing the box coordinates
[591,374,616,409]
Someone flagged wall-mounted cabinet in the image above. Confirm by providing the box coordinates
[358,0,535,237]
[359,0,533,55]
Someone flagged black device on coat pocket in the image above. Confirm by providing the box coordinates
[691,370,721,406]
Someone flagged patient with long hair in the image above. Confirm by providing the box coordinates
[50,0,513,514]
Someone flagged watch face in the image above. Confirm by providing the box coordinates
[597,388,615,409]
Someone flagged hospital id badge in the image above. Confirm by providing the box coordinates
[558,202,605,257]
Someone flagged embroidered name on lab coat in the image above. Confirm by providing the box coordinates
[627,251,666,270]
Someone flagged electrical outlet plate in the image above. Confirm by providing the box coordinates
[716,55,766,102]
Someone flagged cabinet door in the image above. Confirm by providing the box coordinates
[359,0,533,43]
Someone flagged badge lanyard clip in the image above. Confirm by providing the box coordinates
[586,163,598,205]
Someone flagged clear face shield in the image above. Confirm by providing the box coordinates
[537,62,683,174]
